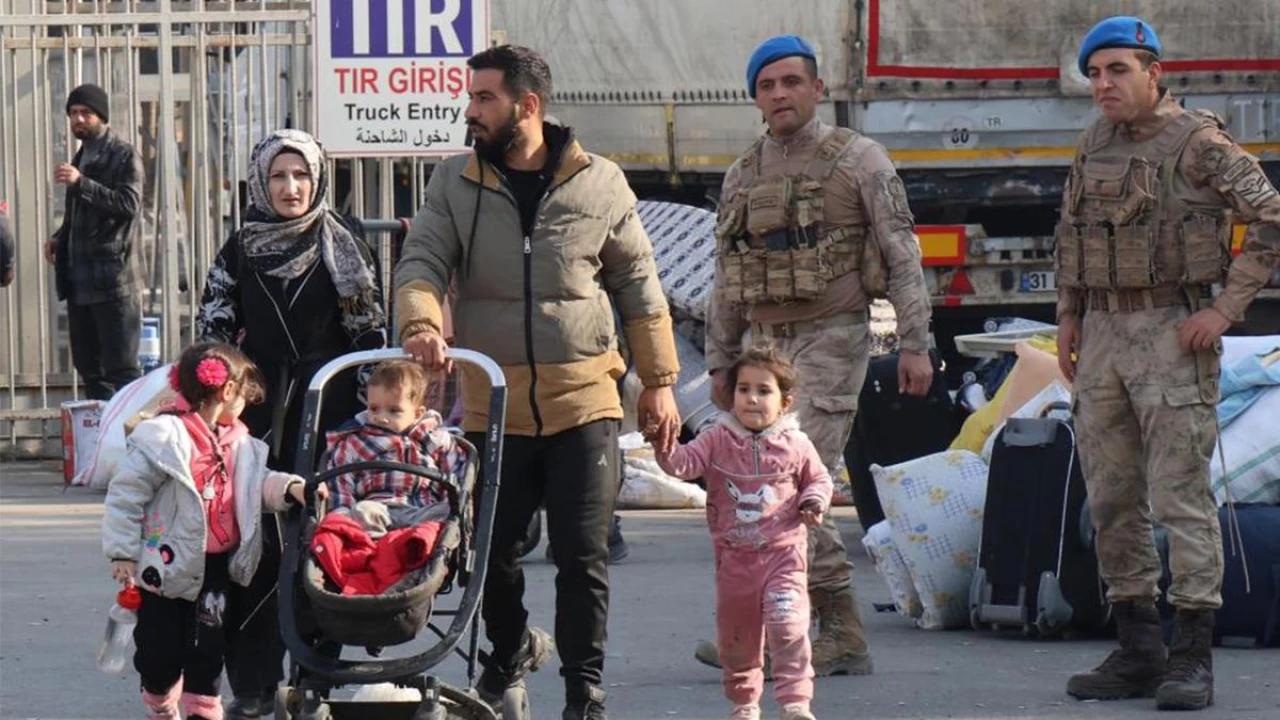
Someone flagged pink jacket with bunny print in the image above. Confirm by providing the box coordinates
[654,414,832,551]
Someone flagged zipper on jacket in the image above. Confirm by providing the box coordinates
[752,435,761,475]
[522,234,544,435]
[487,160,590,438]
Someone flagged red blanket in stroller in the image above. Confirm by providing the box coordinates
[311,514,443,595]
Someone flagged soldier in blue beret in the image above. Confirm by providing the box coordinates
[1058,16,1280,712]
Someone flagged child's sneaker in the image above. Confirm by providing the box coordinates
[729,703,761,720]
[779,704,816,720]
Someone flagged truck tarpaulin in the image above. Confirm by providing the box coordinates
[492,0,854,97]
[865,0,1279,96]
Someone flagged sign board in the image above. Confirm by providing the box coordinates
[313,0,490,157]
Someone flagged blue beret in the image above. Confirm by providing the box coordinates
[747,35,817,98]
[1078,16,1161,76]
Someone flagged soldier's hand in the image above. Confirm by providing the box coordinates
[897,350,933,397]
[799,499,824,527]
[1057,314,1081,383]
[43,240,57,265]
[1178,308,1231,352]
[403,331,451,373]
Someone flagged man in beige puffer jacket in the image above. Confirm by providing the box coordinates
[394,45,680,720]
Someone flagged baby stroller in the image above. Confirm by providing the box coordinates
[275,348,526,720]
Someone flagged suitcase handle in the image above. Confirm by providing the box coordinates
[1040,401,1072,420]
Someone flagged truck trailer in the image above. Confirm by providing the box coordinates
[493,0,1280,377]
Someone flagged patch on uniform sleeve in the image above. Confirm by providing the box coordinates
[1195,144,1228,177]
[1223,157,1280,208]
[875,172,914,222]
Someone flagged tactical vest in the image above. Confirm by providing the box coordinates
[716,127,874,304]
[1055,108,1232,291]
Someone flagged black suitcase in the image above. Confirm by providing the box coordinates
[969,402,1110,636]
[844,349,961,531]
[1156,504,1280,647]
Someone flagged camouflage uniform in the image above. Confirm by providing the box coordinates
[1057,91,1280,707]
[705,115,933,674]
[1057,92,1280,610]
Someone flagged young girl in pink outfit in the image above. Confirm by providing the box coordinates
[102,342,321,720]
[648,345,831,720]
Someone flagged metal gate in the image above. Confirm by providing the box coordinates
[0,1,434,457]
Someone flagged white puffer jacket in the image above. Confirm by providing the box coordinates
[102,414,296,601]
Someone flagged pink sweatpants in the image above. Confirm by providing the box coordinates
[715,543,813,707]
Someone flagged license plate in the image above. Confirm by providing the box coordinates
[1020,270,1056,292]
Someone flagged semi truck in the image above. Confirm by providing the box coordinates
[493,0,1280,378]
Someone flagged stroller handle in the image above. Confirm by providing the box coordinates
[280,347,509,685]
[293,348,504,478]
[307,348,506,392]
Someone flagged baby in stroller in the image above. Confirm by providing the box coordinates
[311,360,469,597]
[325,360,467,529]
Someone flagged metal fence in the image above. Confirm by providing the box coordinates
[0,1,438,457]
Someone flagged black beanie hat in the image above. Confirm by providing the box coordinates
[67,84,109,123]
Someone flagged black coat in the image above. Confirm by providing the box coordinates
[52,128,145,305]
[0,208,13,281]
[197,214,387,472]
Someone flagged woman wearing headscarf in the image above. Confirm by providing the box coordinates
[196,129,387,719]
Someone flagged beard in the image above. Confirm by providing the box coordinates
[469,106,522,166]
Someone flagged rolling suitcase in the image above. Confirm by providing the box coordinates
[1156,504,1280,647]
[844,349,961,531]
[969,402,1110,636]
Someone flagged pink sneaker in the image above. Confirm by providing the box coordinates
[730,703,761,720]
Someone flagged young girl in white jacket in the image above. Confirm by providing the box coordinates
[102,341,324,720]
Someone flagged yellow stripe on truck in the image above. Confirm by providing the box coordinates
[891,143,1277,163]
[603,143,1279,169]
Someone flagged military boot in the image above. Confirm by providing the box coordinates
[1066,601,1167,700]
[1155,609,1215,711]
[809,586,874,676]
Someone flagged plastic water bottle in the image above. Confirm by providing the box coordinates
[138,322,161,375]
[97,586,142,674]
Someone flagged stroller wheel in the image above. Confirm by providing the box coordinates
[297,694,331,720]
[274,686,301,720]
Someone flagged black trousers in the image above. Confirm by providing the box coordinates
[67,295,141,400]
[223,515,286,698]
[134,554,230,697]
[467,419,619,695]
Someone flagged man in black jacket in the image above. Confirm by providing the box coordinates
[0,202,13,287]
[45,84,145,400]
